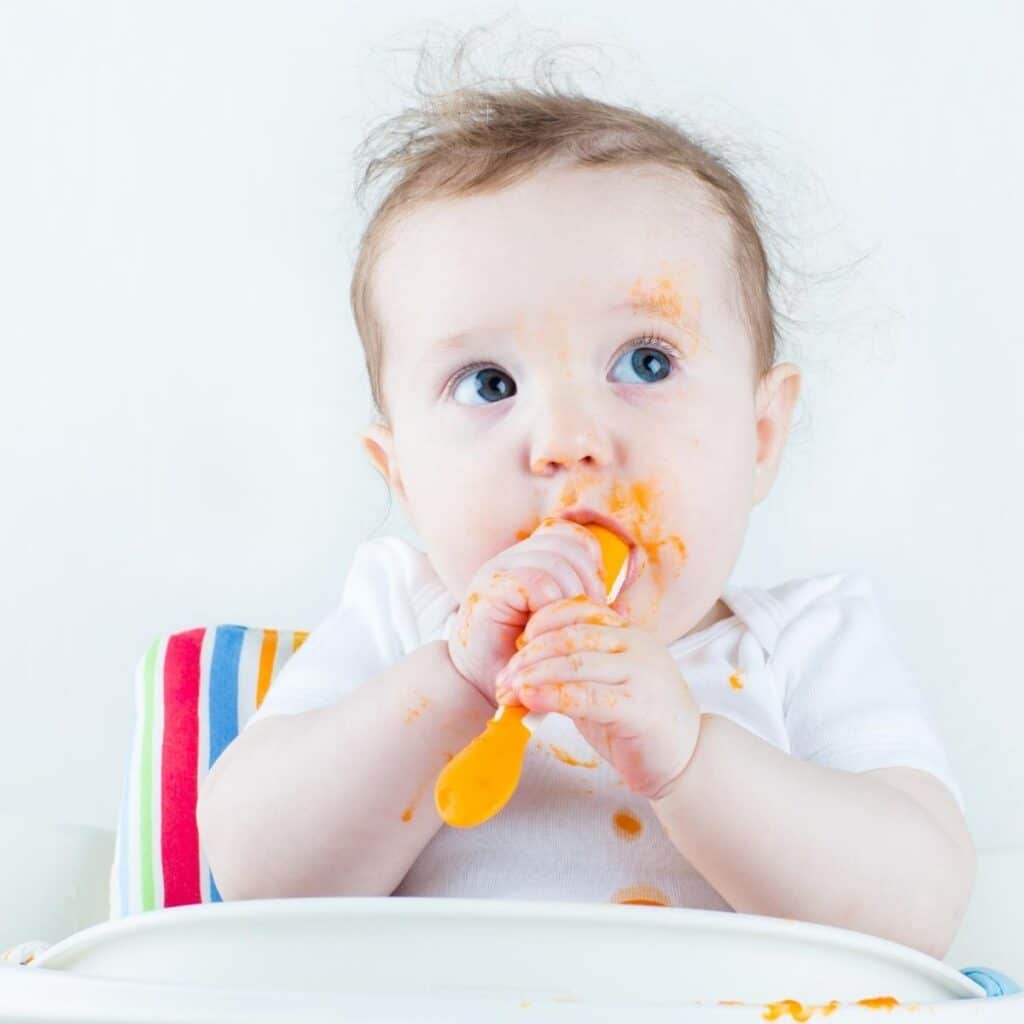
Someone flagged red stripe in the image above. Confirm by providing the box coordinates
[161,628,204,907]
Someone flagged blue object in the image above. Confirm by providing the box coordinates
[960,966,1022,996]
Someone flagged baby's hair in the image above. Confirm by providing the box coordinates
[349,24,781,429]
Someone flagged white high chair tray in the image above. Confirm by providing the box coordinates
[7,897,1016,1022]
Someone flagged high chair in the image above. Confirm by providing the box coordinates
[1,623,1020,1021]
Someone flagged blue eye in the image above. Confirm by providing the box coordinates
[449,365,517,405]
[445,334,680,406]
[609,335,678,385]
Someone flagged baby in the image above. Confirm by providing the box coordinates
[197,76,974,960]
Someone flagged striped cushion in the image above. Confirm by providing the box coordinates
[109,624,308,917]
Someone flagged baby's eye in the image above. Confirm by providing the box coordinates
[446,335,679,406]
[609,336,677,386]
[450,365,517,405]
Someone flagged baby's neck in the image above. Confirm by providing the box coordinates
[689,597,732,636]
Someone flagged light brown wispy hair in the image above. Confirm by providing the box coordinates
[349,27,782,427]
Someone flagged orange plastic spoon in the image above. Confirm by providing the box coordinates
[434,523,631,828]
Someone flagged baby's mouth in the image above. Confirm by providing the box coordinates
[555,507,640,599]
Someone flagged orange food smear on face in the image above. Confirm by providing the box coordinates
[729,673,745,690]
[856,996,900,1009]
[612,809,643,840]
[667,534,687,560]
[514,472,695,630]
[611,884,670,907]
[628,266,703,356]
[549,744,599,768]
[630,276,684,323]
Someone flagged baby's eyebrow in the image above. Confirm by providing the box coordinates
[422,297,682,364]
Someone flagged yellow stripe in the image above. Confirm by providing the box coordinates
[255,630,278,709]
[293,630,309,652]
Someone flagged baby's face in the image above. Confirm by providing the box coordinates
[364,160,800,645]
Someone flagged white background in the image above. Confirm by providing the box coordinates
[1,1,1021,852]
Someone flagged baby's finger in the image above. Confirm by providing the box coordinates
[533,516,605,561]
[495,550,589,611]
[521,534,606,605]
[531,518,607,589]
[515,596,627,651]
[499,625,629,687]
[500,646,629,693]
[515,679,630,722]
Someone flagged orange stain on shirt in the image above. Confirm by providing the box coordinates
[549,745,599,768]
[729,673,745,690]
[611,884,670,907]
[612,809,643,840]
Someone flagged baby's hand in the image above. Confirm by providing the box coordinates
[493,597,702,800]
[447,518,609,706]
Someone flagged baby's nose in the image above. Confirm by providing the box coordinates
[528,405,614,474]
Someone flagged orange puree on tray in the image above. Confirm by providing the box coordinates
[434,523,630,828]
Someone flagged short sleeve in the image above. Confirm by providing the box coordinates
[243,536,434,729]
[773,573,966,815]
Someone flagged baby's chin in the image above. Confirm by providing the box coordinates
[613,574,730,642]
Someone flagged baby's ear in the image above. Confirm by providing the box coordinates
[752,363,801,505]
[362,420,408,504]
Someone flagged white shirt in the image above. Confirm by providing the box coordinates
[245,536,966,909]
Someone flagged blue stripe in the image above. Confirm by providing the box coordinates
[207,625,245,904]
[208,625,243,765]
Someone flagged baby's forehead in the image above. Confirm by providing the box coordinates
[373,163,743,359]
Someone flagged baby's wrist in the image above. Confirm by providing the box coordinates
[436,639,495,714]
[647,713,705,802]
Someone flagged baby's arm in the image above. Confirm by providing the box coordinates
[197,638,493,900]
[650,713,975,960]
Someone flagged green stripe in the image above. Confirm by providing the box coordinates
[139,637,159,912]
